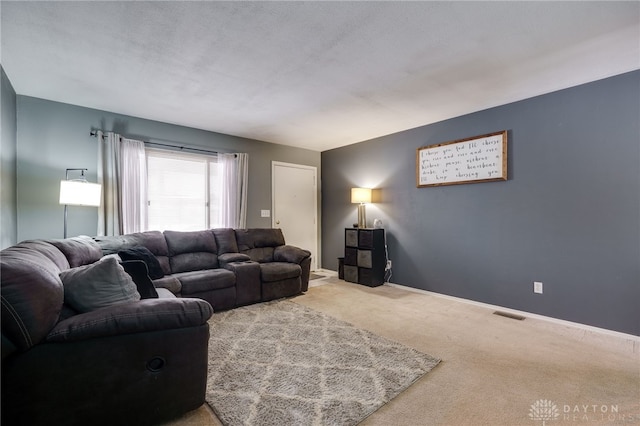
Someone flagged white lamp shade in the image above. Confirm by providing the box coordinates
[351,187,372,204]
[59,180,102,206]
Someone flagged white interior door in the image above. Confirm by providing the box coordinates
[272,162,318,271]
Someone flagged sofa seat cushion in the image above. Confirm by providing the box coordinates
[173,269,236,295]
[259,262,302,282]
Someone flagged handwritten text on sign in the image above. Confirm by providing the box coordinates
[416,131,507,187]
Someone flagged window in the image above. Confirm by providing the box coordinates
[146,149,222,231]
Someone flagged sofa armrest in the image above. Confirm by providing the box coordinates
[45,298,213,343]
[218,252,251,268]
[273,245,311,264]
[153,275,182,294]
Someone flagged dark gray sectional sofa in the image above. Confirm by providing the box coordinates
[94,227,312,310]
[1,227,311,426]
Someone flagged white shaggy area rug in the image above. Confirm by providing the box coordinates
[206,300,440,426]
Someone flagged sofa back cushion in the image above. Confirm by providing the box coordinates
[92,234,136,254]
[234,228,286,263]
[48,236,103,268]
[94,231,171,276]
[14,239,70,271]
[241,247,275,263]
[0,241,67,351]
[212,228,239,254]
[130,231,171,275]
[164,230,218,273]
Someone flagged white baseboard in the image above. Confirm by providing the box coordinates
[384,282,640,342]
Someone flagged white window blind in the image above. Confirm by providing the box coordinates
[146,149,222,231]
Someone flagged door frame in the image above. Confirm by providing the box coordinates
[271,161,318,271]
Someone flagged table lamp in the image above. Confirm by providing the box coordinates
[351,187,372,228]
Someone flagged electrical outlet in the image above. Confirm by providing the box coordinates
[533,281,543,294]
[386,260,392,270]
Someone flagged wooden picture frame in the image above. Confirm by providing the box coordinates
[416,130,508,187]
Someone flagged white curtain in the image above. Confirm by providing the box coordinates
[220,153,248,229]
[97,131,121,236]
[97,131,147,235]
[120,138,148,234]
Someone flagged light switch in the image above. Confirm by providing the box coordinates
[261,210,271,218]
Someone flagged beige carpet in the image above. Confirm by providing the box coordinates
[205,300,439,425]
[164,277,640,426]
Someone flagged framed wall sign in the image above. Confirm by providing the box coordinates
[416,130,508,187]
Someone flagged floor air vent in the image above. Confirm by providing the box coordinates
[493,311,526,321]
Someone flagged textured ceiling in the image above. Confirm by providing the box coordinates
[2,1,638,152]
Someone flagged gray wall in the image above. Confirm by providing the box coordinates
[15,96,321,242]
[1,66,17,249]
[321,71,639,336]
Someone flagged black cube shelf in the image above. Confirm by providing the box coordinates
[343,228,385,287]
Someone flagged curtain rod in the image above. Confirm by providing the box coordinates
[89,130,227,156]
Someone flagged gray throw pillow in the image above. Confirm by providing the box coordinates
[60,256,140,313]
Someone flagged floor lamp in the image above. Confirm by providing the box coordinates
[59,168,102,238]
